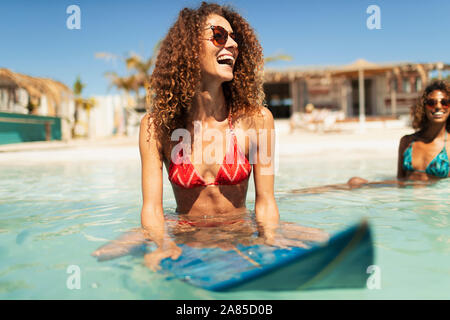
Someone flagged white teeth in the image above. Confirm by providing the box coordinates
[217,55,234,62]
[433,112,444,115]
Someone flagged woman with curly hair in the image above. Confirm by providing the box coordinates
[290,80,449,195]
[93,2,326,269]
[397,80,449,180]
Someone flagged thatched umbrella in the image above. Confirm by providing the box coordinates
[0,68,42,106]
[0,68,72,115]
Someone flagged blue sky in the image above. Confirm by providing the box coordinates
[0,0,449,96]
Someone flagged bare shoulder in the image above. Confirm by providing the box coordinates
[257,105,274,127]
[139,114,151,144]
[140,113,161,139]
[398,133,415,152]
[139,113,162,155]
[237,105,274,130]
[140,113,154,132]
[399,133,415,146]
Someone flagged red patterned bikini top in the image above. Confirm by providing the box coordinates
[168,112,252,188]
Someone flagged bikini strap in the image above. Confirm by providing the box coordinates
[228,109,233,130]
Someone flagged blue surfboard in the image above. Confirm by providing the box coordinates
[160,220,374,291]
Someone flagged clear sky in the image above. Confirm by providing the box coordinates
[1,0,449,96]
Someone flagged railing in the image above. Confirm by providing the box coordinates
[0,112,61,145]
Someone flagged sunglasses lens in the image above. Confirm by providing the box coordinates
[425,99,437,108]
[425,98,450,109]
[212,26,228,45]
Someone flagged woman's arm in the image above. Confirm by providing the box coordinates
[139,114,181,270]
[252,107,279,243]
[397,135,410,180]
[139,114,165,243]
[252,108,329,248]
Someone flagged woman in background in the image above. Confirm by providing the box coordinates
[397,80,449,180]
[291,80,449,194]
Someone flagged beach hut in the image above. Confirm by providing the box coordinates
[263,60,450,123]
[0,68,74,143]
[0,68,73,117]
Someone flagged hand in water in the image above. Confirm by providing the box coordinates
[91,229,147,261]
[263,223,329,249]
[144,243,182,272]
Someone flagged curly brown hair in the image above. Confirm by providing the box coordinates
[147,1,265,143]
[411,80,450,132]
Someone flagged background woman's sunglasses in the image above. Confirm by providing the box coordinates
[203,25,236,46]
[425,98,450,109]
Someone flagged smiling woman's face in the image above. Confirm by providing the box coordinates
[424,90,450,125]
[198,14,239,86]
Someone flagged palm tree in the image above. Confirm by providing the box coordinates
[72,76,96,137]
[73,75,85,97]
[96,41,161,104]
[264,53,293,65]
[72,76,85,135]
[103,71,139,108]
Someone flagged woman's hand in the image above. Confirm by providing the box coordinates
[263,233,308,249]
[263,223,329,249]
[91,229,147,261]
[144,241,182,272]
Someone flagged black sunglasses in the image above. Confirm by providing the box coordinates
[202,25,236,46]
[425,98,450,109]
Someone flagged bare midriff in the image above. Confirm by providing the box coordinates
[171,180,250,216]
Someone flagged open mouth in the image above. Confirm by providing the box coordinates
[432,111,445,116]
[217,55,234,67]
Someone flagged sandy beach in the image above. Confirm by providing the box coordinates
[0,120,413,163]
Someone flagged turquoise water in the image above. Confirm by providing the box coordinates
[0,154,449,299]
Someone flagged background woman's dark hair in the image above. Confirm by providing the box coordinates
[147,1,264,143]
[412,80,449,132]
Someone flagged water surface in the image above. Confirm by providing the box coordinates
[0,154,448,299]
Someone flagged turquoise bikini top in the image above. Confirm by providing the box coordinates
[403,131,449,178]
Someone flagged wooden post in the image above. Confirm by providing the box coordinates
[391,86,397,117]
[341,80,348,116]
[45,122,51,141]
[358,68,366,131]
[290,79,299,114]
